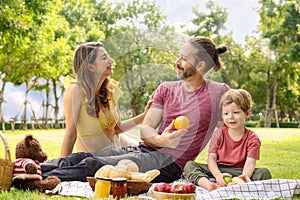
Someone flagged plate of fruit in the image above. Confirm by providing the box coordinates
[151,181,196,200]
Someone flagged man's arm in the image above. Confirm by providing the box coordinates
[141,107,187,148]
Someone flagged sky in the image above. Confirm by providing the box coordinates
[3,0,260,121]
[156,0,260,43]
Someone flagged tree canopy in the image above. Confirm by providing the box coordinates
[0,0,299,129]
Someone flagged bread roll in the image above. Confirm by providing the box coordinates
[117,159,139,172]
[109,167,130,179]
[94,165,114,178]
[232,177,246,184]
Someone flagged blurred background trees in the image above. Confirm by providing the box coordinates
[0,0,299,129]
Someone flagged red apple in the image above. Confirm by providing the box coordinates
[170,182,186,194]
[184,182,196,193]
[170,182,196,194]
[154,182,172,193]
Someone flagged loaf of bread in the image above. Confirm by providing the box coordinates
[94,159,160,183]
[130,169,160,182]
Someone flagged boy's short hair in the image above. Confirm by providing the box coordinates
[219,89,253,113]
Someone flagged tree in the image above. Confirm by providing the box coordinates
[257,0,300,127]
[186,0,228,39]
[0,0,51,130]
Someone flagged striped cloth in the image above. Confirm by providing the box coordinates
[13,158,42,181]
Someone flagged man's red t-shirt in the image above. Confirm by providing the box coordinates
[151,80,229,170]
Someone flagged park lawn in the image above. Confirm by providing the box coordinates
[1,128,300,199]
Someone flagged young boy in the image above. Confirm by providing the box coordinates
[184,89,272,191]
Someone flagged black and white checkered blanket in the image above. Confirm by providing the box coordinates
[46,178,300,199]
[195,179,300,199]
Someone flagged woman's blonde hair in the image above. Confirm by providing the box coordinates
[73,42,109,117]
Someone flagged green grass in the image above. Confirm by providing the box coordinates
[1,128,300,199]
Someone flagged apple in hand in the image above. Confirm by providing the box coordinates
[154,182,172,193]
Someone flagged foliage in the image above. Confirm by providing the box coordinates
[186,0,228,38]
[0,0,299,124]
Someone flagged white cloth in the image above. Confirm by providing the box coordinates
[45,181,93,198]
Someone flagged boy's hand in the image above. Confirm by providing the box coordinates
[239,175,251,183]
[216,173,232,187]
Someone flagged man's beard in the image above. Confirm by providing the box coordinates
[177,66,197,80]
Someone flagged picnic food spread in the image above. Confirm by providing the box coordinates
[88,159,159,196]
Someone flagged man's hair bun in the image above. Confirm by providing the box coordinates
[216,44,227,55]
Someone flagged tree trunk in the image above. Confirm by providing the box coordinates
[52,78,61,128]
[20,81,30,130]
[264,68,272,127]
[0,90,5,132]
[43,89,51,129]
[0,78,7,131]
[20,98,28,130]
[272,75,279,128]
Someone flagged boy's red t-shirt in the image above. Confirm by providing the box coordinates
[209,126,261,168]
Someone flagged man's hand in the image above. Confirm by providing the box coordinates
[160,120,188,148]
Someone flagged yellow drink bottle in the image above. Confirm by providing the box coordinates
[94,177,111,199]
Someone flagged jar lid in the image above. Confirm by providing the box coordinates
[96,176,112,181]
[112,178,127,182]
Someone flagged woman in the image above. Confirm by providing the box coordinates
[61,42,150,157]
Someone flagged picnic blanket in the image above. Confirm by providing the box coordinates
[195,178,300,200]
[46,178,300,199]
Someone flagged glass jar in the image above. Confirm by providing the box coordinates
[94,177,111,199]
[111,178,127,199]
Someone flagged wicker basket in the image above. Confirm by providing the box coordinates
[86,177,152,196]
[0,132,14,191]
